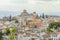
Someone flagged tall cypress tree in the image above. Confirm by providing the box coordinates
[46,15,48,18]
[9,15,12,21]
[42,13,44,18]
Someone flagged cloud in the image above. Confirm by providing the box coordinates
[0,0,60,12]
[0,0,10,5]
[10,0,27,4]
[35,0,60,1]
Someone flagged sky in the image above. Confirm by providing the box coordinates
[0,0,60,17]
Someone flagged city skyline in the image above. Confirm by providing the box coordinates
[0,10,60,18]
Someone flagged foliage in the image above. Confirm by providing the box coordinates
[5,27,16,35]
[49,38,52,40]
[48,22,60,30]
[31,38,35,40]
[15,20,19,23]
[9,15,12,21]
[12,17,17,20]
[33,25,37,28]
[9,28,16,40]
[5,27,10,35]
[5,27,16,40]
[10,33,14,40]
[0,31,3,40]
[10,28,16,33]
[46,28,53,33]
[42,13,44,18]
[46,15,48,18]
[47,22,60,32]
[59,38,60,40]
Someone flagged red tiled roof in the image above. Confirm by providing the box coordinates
[29,21,42,27]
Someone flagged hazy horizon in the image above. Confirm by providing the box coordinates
[0,10,60,18]
[0,0,60,18]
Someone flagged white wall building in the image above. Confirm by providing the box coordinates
[51,32,60,40]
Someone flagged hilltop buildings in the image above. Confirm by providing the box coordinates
[0,9,60,40]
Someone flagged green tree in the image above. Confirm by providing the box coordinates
[15,20,19,23]
[42,13,44,18]
[5,27,10,35]
[0,31,3,40]
[46,28,53,33]
[11,28,16,32]
[31,38,35,40]
[59,38,60,40]
[48,22,60,30]
[9,28,16,40]
[46,15,48,18]
[49,38,52,40]
[5,27,16,40]
[10,33,14,40]
[9,15,12,21]
[33,25,37,28]
[12,17,17,20]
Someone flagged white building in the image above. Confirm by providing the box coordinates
[51,32,60,40]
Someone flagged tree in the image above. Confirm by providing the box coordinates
[12,17,17,20]
[48,22,60,32]
[46,28,53,33]
[46,15,48,18]
[31,38,35,40]
[11,28,16,32]
[33,25,37,28]
[59,38,60,40]
[15,20,19,23]
[5,27,16,40]
[48,22,60,30]
[5,27,10,35]
[42,13,44,18]
[49,38,52,40]
[9,15,12,21]
[0,31,3,40]
[9,28,16,40]
[10,33,14,40]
